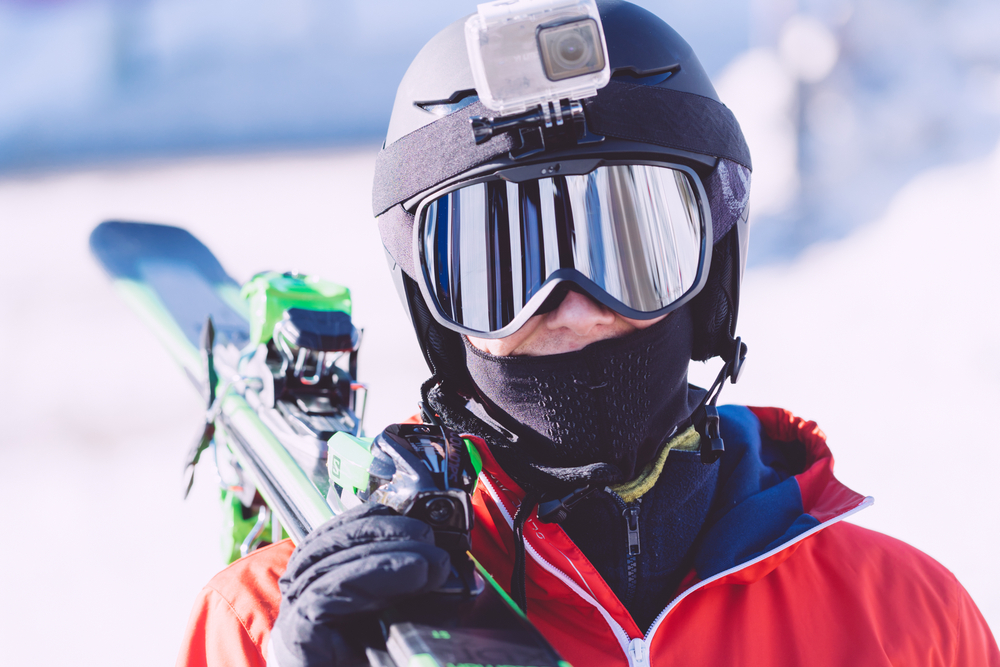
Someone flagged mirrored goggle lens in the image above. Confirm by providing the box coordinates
[418,164,705,335]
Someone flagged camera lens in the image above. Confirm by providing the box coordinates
[425,497,455,525]
[538,19,605,82]
[553,32,590,69]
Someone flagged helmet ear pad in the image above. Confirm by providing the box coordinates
[400,270,477,395]
[690,225,740,362]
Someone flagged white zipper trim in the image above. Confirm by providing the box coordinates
[479,474,634,656]
[555,548,598,599]
[642,495,875,642]
[480,472,873,666]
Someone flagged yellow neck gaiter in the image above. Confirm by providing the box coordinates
[608,426,701,503]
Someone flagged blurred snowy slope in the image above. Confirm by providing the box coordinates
[691,134,1000,630]
[0,148,430,665]
[729,0,1000,259]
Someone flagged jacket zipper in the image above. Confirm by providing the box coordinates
[609,491,642,607]
[627,637,648,667]
[478,472,874,667]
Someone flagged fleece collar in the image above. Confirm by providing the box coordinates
[607,426,701,503]
[468,405,870,586]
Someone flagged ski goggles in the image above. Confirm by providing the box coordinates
[413,160,712,338]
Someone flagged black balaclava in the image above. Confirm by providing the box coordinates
[424,304,709,613]
[460,304,705,490]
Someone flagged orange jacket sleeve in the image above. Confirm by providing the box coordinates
[176,540,294,667]
[952,577,1000,666]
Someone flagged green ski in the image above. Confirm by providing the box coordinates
[90,220,569,667]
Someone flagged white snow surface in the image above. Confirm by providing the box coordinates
[0,144,997,663]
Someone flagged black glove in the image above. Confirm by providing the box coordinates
[269,503,451,666]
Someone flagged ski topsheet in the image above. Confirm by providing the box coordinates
[90,220,334,539]
[90,221,249,384]
[90,220,569,667]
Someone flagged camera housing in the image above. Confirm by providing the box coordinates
[466,0,610,114]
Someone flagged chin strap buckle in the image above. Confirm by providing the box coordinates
[698,404,725,464]
[537,485,597,524]
[729,336,747,384]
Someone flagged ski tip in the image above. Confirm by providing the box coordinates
[89,220,250,349]
[89,220,234,285]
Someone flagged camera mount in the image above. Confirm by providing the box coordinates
[469,98,604,159]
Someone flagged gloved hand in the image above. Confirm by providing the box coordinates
[269,503,452,666]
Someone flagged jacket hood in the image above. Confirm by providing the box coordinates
[693,405,868,581]
[468,405,871,604]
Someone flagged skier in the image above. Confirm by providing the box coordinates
[177,2,999,665]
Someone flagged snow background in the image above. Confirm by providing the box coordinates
[1,0,999,664]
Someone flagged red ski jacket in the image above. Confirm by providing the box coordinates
[176,406,999,666]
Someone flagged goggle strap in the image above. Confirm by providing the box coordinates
[373,80,751,218]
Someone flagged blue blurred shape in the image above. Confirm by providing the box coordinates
[0,0,748,172]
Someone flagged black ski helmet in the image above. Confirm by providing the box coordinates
[372,0,752,395]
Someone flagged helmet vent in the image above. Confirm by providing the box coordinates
[610,64,678,87]
[416,90,479,118]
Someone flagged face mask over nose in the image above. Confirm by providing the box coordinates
[463,305,704,483]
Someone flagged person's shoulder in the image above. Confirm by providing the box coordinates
[198,539,294,649]
[203,538,294,612]
[177,540,295,667]
[816,520,957,583]
[800,521,999,662]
